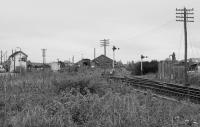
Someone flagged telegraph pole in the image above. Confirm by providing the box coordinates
[100,39,109,56]
[94,48,96,59]
[72,56,74,64]
[3,51,6,62]
[1,50,2,64]
[41,49,47,65]
[176,7,194,86]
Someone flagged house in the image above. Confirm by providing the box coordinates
[189,58,200,63]
[179,58,200,72]
[64,60,74,67]
[27,62,50,71]
[0,65,6,73]
[92,55,114,68]
[75,59,91,67]
[8,51,28,72]
[49,62,61,72]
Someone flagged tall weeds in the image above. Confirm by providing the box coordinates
[0,70,199,127]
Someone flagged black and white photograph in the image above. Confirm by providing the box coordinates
[0,0,200,126]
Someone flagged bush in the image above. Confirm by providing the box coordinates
[2,69,200,127]
[127,60,158,75]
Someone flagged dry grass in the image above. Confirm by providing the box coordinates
[0,69,200,127]
[188,73,200,88]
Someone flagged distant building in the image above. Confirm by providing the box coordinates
[8,51,28,72]
[27,62,50,71]
[75,59,91,67]
[49,62,61,72]
[0,64,6,73]
[64,60,74,67]
[189,58,200,63]
[73,55,115,69]
[92,55,114,68]
[178,58,200,72]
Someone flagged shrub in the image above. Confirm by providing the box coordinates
[126,60,158,75]
[1,69,200,127]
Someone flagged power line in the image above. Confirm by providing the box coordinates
[124,18,175,42]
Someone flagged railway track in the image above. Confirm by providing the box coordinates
[109,76,200,104]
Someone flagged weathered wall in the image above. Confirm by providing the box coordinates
[50,62,60,72]
[10,53,27,72]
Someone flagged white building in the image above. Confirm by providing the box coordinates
[49,62,60,72]
[8,51,28,72]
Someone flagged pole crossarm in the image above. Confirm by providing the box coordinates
[100,39,110,56]
[176,8,194,11]
[176,8,194,23]
[176,20,194,22]
[176,16,194,18]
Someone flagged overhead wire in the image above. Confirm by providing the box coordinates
[125,18,175,42]
[187,22,200,59]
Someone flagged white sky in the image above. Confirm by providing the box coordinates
[1,0,200,63]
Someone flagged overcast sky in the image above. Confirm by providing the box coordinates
[1,0,200,63]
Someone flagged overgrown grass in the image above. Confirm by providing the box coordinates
[0,69,200,127]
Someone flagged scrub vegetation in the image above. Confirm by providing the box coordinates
[0,68,199,127]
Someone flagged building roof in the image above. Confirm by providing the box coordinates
[92,55,113,68]
[92,55,112,63]
[9,51,28,59]
[75,59,90,64]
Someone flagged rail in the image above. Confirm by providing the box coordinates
[109,76,200,104]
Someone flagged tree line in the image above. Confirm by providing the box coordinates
[126,60,158,75]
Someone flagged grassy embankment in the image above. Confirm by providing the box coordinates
[0,68,200,127]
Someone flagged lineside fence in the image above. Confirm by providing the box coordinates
[158,61,185,83]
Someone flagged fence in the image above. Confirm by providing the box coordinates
[158,61,185,83]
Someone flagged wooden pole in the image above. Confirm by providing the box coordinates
[1,50,2,64]
[141,58,143,75]
[94,48,96,59]
[176,7,194,86]
[183,7,188,86]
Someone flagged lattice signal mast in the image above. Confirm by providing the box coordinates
[42,49,47,64]
[176,7,194,86]
[100,39,109,56]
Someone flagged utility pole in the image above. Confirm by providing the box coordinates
[94,48,96,59]
[72,56,74,64]
[1,50,2,64]
[3,51,6,62]
[12,49,16,72]
[100,39,109,56]
[176,7,194,86]
[41,49,47,65]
